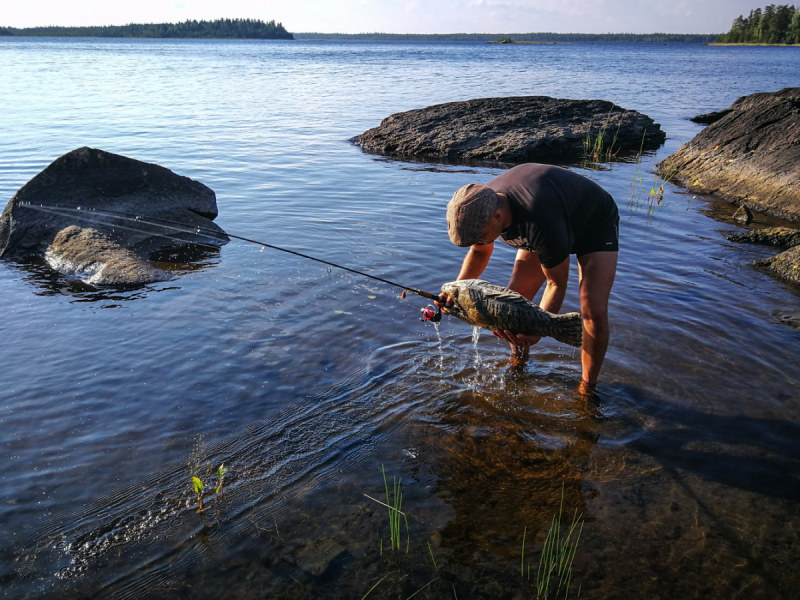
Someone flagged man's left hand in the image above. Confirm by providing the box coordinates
[492,329,541,348]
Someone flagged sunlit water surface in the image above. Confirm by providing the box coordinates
[1,38,799,599]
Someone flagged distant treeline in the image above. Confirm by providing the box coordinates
[717,4,800,43]
[293,32,719,43]
[0,18,293,39]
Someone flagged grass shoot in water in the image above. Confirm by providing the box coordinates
[187,435,229,515]
[534,484,584,599]
[382,465,410,553]
[582,104,624,165]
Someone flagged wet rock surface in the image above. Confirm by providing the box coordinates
[733,204,753,224]
[46,226,168,286]
[726,226,800,248]
[727,226,800,286]
[659,88,800,222]
[756,245,800,286]
[352,96,666,166]
[0,147,228,285]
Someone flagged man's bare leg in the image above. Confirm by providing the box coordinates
[576,252,618,387]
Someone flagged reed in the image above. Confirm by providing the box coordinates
[365,466,410,553]
[534,485,584,600]
[427,541,438,570]
[628,135,694,215]
[382,465,410,552]
[583,105,624,164]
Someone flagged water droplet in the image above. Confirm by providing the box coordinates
[260,246,265,252]
[472,326,481,345]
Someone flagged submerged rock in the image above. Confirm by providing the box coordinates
[46,226,168,286]
[727,226,800,287]
[351,96,666,165]
[659,88,800,222]
[726,226,800,248]
[0,147,228,285]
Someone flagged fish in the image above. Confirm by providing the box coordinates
[439,279,583,347]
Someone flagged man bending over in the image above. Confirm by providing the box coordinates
[440,163,619,394]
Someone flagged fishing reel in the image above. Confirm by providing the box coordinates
[420,304,442,323]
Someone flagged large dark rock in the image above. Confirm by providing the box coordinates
[659,88,800,222]
[351,96,666,165]
[0,147,228,285]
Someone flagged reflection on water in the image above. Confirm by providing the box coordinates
[8,249,221,303]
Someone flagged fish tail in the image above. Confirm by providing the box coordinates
[551,312,583,347]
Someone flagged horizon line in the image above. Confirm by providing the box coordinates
[1,23,721,36]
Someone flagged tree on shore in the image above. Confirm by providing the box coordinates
[0,18,294,40]
[717,4,800,43]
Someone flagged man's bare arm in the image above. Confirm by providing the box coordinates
[507,249,546,300]
[436,242,494,309]
[538,256,570,313]
[456,242,494,280]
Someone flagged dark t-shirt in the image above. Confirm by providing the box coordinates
[487,164,618,268]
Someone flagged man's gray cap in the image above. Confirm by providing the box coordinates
[446,183,498,246]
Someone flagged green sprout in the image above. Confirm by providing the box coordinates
[192,476,205,513]
[215,464,229,497]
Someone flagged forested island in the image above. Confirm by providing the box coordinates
[0,22,719,43]
[0,18,293,39]
[715,4,800,44]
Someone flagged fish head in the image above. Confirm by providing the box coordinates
[439,280,477,325]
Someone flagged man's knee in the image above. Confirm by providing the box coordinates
[582,299,608,321]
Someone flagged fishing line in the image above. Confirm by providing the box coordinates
[20,203,441,301]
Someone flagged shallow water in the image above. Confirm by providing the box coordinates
[1,38,799,599]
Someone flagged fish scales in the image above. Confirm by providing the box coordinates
[440,279,583,347]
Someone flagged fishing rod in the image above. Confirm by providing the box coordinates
[20,203,443,302]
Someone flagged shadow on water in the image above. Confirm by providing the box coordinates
[431,390,596,567]
[615,384,800,502]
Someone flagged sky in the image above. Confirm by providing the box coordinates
[1,0,762,34]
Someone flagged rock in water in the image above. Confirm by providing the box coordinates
[733,204,753,224]
[726,227,800,248]
[352,96,665,165]
[726,226,800,287]
[755,246,800,286]
[0,147,228,285]
[46,226,168,286]
[658,88,800,222]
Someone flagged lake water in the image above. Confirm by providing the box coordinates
[1,38,799,599]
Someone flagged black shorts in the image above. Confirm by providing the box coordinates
[573,213,619,257]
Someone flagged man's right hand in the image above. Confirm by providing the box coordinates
[434,292,454,314]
